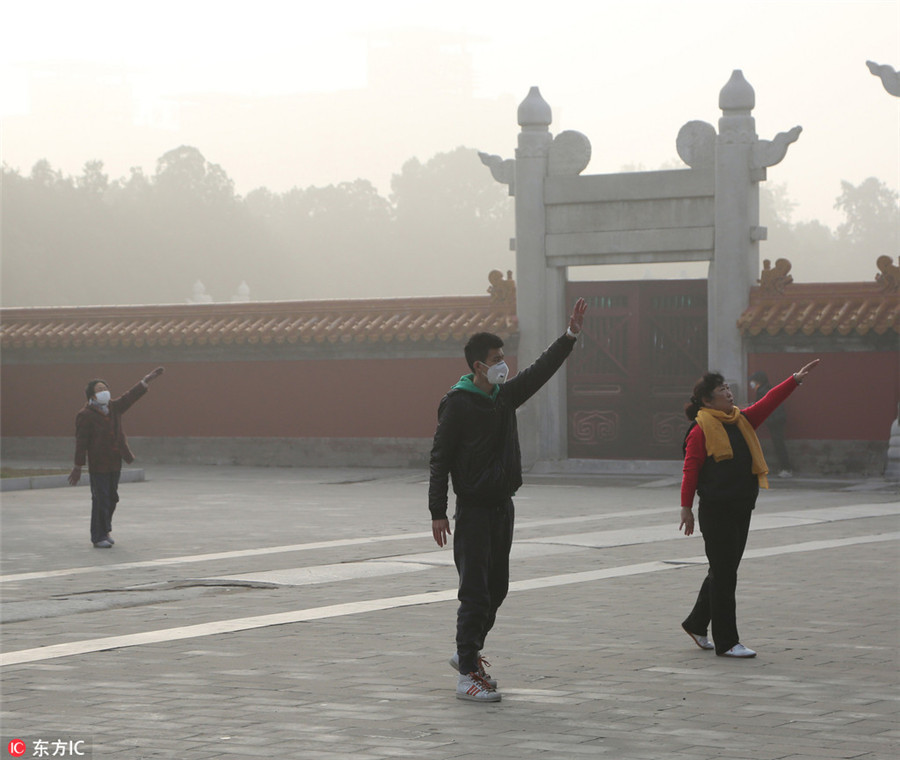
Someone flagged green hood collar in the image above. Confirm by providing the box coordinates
[452,373,499,400]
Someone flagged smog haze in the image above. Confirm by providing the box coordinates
[2,0,898,306]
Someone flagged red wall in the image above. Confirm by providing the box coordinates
[0,356,517,439]
[748,352,899,440]
[2,351,893,444]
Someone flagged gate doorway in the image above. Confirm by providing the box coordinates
[567,280,708,460]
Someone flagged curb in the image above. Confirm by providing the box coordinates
[1,469,146,492]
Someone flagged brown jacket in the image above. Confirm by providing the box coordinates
[74,382,148,473]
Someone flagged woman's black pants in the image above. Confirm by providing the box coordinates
[89,471,120,544]
[453,497,514,676]
[683,500,753,655]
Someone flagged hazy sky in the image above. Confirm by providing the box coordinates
[2,0,898,233]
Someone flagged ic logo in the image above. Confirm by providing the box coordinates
[7,739,27,757]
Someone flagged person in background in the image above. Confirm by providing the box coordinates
[429,298,587,702]
[678,359,820,658]
[68,367,165,548]
[749,371,792,477]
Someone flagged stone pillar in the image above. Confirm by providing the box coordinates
[867,61,900,477]
[538,265,569,463]
[514,87,555,465]
[710,71,757,404]
[709,70,801,404]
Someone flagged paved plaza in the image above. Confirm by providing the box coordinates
[1,464,898,759]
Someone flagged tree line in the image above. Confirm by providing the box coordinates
[1,145,514,307]
[2,145,896,308]
[761,177,899,281]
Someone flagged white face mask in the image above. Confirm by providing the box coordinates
[93,390,111,405]
[484,361,509,385]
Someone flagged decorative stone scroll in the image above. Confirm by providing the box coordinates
[548,130,592,175]
[752,126,803,170]
[478,152,515,195]
[676,120,716,169]
[866,60,900,97]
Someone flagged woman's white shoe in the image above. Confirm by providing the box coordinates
[720,643,757,658]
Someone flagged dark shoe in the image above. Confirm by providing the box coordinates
[93,539,113,548]
[682,624,714,650]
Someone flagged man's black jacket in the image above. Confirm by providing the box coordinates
[428,333,576,520]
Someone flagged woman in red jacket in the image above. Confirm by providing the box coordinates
[679,359,819,658]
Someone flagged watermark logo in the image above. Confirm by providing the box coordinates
[3,738,91,758]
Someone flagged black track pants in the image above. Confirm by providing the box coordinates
[453,497,514,675]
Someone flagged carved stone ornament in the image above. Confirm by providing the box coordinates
[719,70,755,113]
[515,142,553,159]
[478,152,515,194]
[759,258,793,294]
[548,130,592,175]
[676,121,716,169]
[867,60,900,97]
[752,126,803,169]
[717,129,757,145]
[875,255,900,293]
[517,86,552,127]
[488,269,517,309]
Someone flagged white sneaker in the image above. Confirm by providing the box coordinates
[682,625,714,651]
[778,470,793,478]
[720,643,757,658]
[457,672,501,702]
[449,652,497,688]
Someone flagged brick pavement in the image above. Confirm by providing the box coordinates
[1,465,897,759]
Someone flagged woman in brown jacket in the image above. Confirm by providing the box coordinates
[68,367,164,547]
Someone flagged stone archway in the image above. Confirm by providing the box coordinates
[480,72,801,466]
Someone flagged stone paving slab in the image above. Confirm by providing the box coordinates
[0,465,897,759]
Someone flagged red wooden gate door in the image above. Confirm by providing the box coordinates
[567,280,708,459]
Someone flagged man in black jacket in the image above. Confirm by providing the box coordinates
[429,298,587,702]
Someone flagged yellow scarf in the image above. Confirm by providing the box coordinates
[695,407,769,489]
